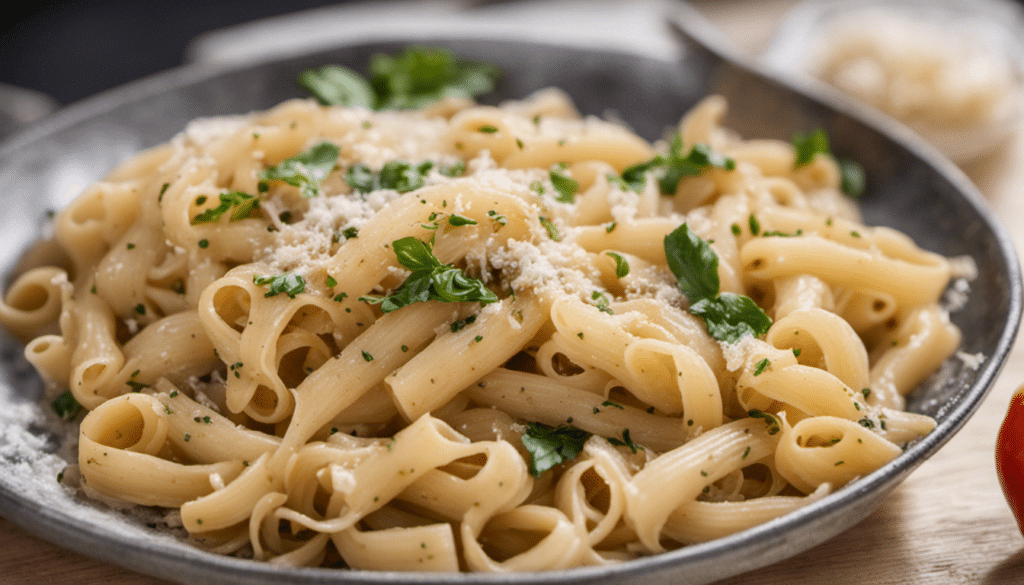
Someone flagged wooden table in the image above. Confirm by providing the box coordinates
[3,1,1024,583]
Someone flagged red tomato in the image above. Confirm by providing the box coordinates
[996,384,1024,534]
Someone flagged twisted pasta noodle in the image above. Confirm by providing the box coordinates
[79,393,245,506]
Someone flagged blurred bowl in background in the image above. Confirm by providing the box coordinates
[762,0,1024,163]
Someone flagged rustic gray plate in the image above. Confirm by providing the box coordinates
[0,14,1017,585]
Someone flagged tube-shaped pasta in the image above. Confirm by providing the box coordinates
[0,86,962,573]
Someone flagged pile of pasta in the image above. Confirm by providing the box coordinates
[0,89,960,571]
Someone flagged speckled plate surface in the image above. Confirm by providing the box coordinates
[0,20,1017,585]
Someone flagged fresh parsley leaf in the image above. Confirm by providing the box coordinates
[619,137,735,195]
[753,357,771,376]
[381,160,432,192]
[606,251,630,278]
[607,428,644,453]
[664,224,772,343]
[298,64,375,108]
[791,129,865,197]
[440,160,466,177]
[259,142,340,198]
[550,164,578,204]
[126,369,149,392]
[620,157,663,192]
[345,160,433,194]
[591,290,613,314]
[689,293,772,344]
[51,390,81,421]
[253,273,306,298]
[447,214,477,227]
[838,157,866,198]
[521,422,591,477]
[539,216,562,241]
[449,314,477,332]
[191,191,260,224]
[663,224,719,303]
[300,48,499,111]
[748,409,781,435]
[658,139,736,195]
[792,128,830,168]
[369,46,500,110]
[360,236,498,312]
[344,163,376,193]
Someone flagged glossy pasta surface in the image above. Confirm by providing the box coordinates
[0,89,961,571]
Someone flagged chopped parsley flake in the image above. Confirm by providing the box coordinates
[591,290,613,314]
[792,128,830,168]
[126,370,149,392]
[259,142,340,198]
[748,409,781,435]
[51,390,81,421]
[539,216,561,241]
[191,191,260,224]
[753,358,770,376]
[550,164,579,204]
[618,137,735,194]
[607,429,643,453]
[606,251,630,278]
[253,273,306,299]
[447,213,477,227]
[346,160,433,194]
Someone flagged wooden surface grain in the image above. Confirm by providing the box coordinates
[3,1,1024,584]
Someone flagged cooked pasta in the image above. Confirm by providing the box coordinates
[0,85,960,571]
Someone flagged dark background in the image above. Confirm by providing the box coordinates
[0,0,348,106]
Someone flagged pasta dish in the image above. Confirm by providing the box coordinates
[0,55,962,571]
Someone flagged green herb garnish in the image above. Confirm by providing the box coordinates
[126,369,149,392]
[539,216,561,241]
[753,358,771,376]
[345,160,433,194]
[298,65,376,108]
[191,191,260,224]
[607,428,643,453]
[550,164,579,204]
[839,158,866,197]
[748,409,781,435]
[51,390,81,421]
[664,224,771,343]
[359,236,498,312]
[606,251,630,278]
[619,137,735,195]
[792,129,830,167]
[300,47,500,111]
[253,273,306,299]
[259,142,340,198]
[521,422,591,477]
[792,129,866,197]
[447,214,477,227]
